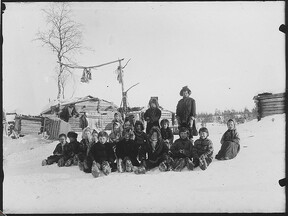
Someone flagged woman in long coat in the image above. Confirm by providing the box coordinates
[144,98,162,134]
[176,86,196,139]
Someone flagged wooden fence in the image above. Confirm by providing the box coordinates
[14,115,44,135]
[43,117,72,140]
[253,93,285,120]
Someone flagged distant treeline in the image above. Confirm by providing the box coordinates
[197,107,257,125]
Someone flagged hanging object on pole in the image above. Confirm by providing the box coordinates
[115,65,123,84]
[81,68,92,83]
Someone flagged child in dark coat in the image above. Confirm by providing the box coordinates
[144,98,162,134]
[169,127,195,171]
[160,119,174,150]
[116,127,140,172]
[134,120,148,160]
[42,134,73,167]
[136,126,169,174]
[193,127,214,170]
[87,131,116,178]
[64,131,81,166]
[215,119,240,160]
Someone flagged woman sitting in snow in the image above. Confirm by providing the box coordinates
[215,119,240,160]
[160,119,174,150]
[42,134,73,167]
[135,126,169,174]
[87,131,116,178]
[116,127,140,172]
[193,127,214,170]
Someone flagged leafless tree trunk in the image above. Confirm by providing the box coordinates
[35,2,82,100]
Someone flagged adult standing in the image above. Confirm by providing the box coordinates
[144,98,162,134]
[176,86,196,139]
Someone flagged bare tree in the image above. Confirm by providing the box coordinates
[35,2,82,100]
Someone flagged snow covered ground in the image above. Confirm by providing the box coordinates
[3,114,286,213]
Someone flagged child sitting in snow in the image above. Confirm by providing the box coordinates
[193,127,214,170]
[168,127,195,172]
[215,119,240,160]
[87,131,116,178]
[134,120,148,158]
[135,126,169,174]
[160,119,174,150]
[64,131,81,166]
[116,127,140,172]
[77,127,95,172]
[42,134,73,167]
[109,122,123,143]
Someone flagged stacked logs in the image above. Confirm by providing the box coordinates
[253,93,285,120]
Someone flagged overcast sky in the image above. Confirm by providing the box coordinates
[3,2,285,115]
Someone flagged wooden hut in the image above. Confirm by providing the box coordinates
[41,95,119,132]
[253,92,285,120]
[14,115,44,135]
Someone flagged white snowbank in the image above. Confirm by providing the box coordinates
[3,114,285,213]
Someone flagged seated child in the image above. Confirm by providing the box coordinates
[134,121,148,159]
[136,126,169,174]
[109,122,123,143]
[87,131,116,178]
[160,119,174,150]
[116,127,140,172]
[64,131,81,166]
[169,127,195,172]
[42,133,73,167]
[215,119,240,160]
[77,127,94,171]
[193,127,214,170]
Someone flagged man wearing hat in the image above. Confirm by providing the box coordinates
[176,86,196,139]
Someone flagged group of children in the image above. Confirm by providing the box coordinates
[42,112,240,178]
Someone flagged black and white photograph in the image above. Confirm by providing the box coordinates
[2,1,286,213]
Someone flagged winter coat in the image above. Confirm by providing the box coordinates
[176,97,196,124]
[109,131,122,143]
[160,127,174,143]
[170,138,194,158]
[134,131,148,148]
[193,138,214,159]
[115,139,140,165]
[69,140,82,155]
[144,108,162,133]
[79,139,95,156]
[53,142,73,160]
[88,141,115,164]
[139,139,168,163]
[220,129,240,145]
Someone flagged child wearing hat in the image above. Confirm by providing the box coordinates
[42,134,73,167]
[109,122,123,143]
[112,111,124,128]
[136,126,169,174]
[215,119,240,160]
[160,119,174,150]
[168,127,195,171]
[116,127,141,173]
[144,98,162,134]
[87,131,116,177]
[134,120,148,160]
[64,131,81,166]
[193,127,214,170]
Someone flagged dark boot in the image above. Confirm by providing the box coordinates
[57,158,65,167]
[102,161,111,176]
[42,159,48,166]
[174,158,186,172]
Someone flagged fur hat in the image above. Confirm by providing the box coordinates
[160,119,170,127]
[148,98,159,108]
[180,86,191,96]
[67,131,78,139]
[82,126,92,139]
[134,120,144,131]
[148,126,162,141]
[179,127,189,135]
[227,119,236,128]
[199,127,209,137]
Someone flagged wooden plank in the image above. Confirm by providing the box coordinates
[261,101,285,107]
[262,110,285,116]
[258,93,285,99]
[259,97,285,103]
